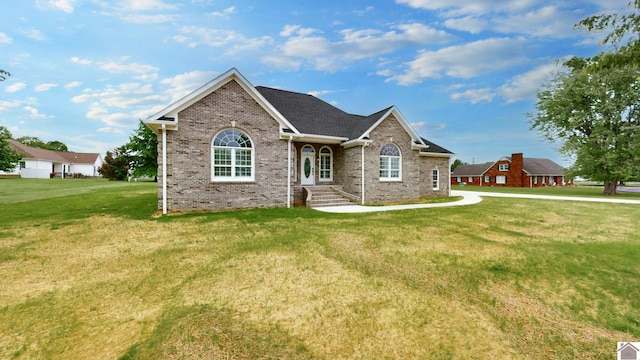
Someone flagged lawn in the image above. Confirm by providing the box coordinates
[1,179,639,359]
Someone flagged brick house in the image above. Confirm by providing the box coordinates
[144,68,453,213]
[451,153,569,188]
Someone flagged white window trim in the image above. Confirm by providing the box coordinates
[432,169,440,190]
[484,175,490,183]
[379,144,402,182]
[211,129,255,182]
[496,175,506,184]
[498,164,509,171]
[319,146,333,182]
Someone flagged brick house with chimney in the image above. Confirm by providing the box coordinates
[144,68,454,214]
[451,153,569,187]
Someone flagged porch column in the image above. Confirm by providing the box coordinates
[287,136,292,208]
[361,144,366,205]
[162,124,167,215]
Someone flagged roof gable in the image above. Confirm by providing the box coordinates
[145,68,297,134]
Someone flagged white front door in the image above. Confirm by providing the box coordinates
[301,145,315,185]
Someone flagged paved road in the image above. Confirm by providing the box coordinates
[315,189,640,213]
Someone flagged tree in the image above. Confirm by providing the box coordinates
[529,50,640,195]
[124,120,157,180]
[0,126,24,172]
[45,141,68,152]
[98,146,130,181]
[451,159,466,172]
[577,1,640,48]
[15,136,68,151]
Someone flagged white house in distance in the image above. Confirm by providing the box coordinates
[3,139,103,179]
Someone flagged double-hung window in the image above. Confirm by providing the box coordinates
[212,129,254,181]
[432,169,440,190]
[379,144,401,181]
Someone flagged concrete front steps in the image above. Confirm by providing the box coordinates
[303,186,360,208]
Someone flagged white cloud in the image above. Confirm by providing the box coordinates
[500,62,560,103]
[410,121,446,132]
[491,6,581,37]
[173,27,273,56]
[70,56,93,65]
[23,105,52,119]
[72,82,164,108]
[117,0,177,12]
[280,25,320,37]
[265,22,455,71]
[0,32,12,44]
[0,99,21,113]
[85,102,134,128]
[444,16,487,34]
[120,14,177,24]
[65,81,83,89]
[388,37,528,85]
[35,83,58,92]
[5,82,27,93]
[99,60,159,78]
[450,88,496,104]
[307,90,336,97]
[159,70,217,102]
[97,127,124,134]
[209,6,235,18]
[36,0,76,13]
[21,29,47,41]
[396,0,538,16]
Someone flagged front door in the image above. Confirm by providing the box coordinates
[301,145,315,185]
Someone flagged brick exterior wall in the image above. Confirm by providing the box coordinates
[157,81,452,212]
[362,115,450,204]
[159,79,289,212]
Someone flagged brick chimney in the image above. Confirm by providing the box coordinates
[511,153,524,186]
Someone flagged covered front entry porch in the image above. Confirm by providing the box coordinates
[288,141,362,207]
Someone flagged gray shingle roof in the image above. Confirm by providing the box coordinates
[521,158,564,175]
[255,86,451,154]
[420,137,454,155]
[452,163,493,176]
[256,86,358,138]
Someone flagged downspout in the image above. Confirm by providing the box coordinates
[287,136,292,208]
[162,124,167,215]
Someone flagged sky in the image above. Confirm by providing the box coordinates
[0,0,632,166]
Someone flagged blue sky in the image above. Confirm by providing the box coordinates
[0,0,630,166]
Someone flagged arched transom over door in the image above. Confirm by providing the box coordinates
[300,145,315,185]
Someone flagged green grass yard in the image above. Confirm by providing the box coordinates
[0,179,639,359]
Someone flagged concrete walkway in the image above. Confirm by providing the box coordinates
[314,189,640,213]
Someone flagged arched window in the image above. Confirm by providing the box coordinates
[211,129,254,181]
[379,144,401,181]
[319,146,333,181]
